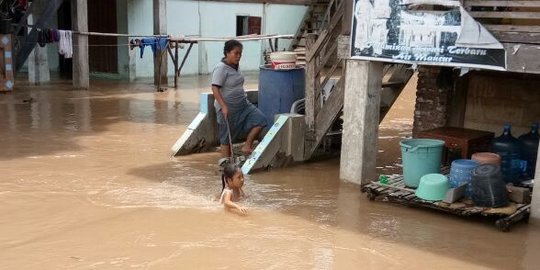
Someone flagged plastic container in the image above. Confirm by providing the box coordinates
[400,139,445,188]
[518,123,539,179]
[415,173,450,201]
[490,124,523,184]
[471,164,509,208]
[471,152,501,166]
[258,66,305,124]
[269,52,297,70]
[449,159,479,198]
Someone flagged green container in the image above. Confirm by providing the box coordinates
[400,139,445,188]
[415,173,450,201]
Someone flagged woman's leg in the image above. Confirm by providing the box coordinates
[221,144,231,158]
[242,126,263,154]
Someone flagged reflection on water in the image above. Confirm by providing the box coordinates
[0,75,537,269]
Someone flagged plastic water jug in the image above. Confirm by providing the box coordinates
[518,123,539,179]
[490,124,523,184]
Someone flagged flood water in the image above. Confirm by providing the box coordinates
[1,74,538,269]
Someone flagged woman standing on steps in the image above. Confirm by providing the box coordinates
[211,39,268,159]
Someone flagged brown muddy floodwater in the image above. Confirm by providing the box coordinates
[0,74,538,270]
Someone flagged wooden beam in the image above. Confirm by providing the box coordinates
[196,0,313,5]
[153,0,168,88]
[340,60,383,185]
[465,0,540,8]
[304,34,318,151]
[485,25,540,33]
[306,1,343,62]
[492,31,540,44]
[470,12,540,20]
[72,0,89,89]
[531,144,540,221]
[505,43,540,74]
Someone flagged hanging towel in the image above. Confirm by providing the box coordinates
[58,30,73,58]
[37,29,47,47]
[139,38,169,58]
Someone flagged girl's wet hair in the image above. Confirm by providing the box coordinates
[223,39,243,57]
[221,162,240,191]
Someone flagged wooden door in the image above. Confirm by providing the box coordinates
[88,0,118,73]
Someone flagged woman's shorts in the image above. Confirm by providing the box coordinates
[217,103,268,145]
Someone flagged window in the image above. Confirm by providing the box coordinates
[236,16,261,36]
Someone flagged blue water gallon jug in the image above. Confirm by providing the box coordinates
[491,124,523,184]
[518,123,539,179]
[449,159,479,198]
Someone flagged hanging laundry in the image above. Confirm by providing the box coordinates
[58,30,73,58]
[138,38,169,58]
[37,29,47,47]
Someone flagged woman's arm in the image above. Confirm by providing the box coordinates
[222,190,247,214]
[212,85,229,118]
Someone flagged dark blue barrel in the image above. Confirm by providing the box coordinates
[518,123,539,179]
[258,66,305,125]
[471,164,508,208]
[490,124,523,184]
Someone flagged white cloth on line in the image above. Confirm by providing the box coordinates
[58,30,72,58]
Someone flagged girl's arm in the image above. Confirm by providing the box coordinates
[222,190,247,214]
[212,86,229,118]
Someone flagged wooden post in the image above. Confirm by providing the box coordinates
[340,60,383,185]
[153,0,167,87]
[72,0,89,89]
[531,144,540,223]
[27,1,50,84]
[447,71,469,128]
[304,34,318,157]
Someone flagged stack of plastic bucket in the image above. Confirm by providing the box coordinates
[400,139,445,188]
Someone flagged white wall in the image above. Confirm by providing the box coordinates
[126,0,307,78]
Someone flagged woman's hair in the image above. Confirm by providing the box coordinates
[221,162,240,191]
[223,39,243,57]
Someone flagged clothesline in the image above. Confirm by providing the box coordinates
[19,23,293,42]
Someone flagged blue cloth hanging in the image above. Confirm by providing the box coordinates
[139,38,169,58]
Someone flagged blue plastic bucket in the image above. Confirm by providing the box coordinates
[449,159,479,198]
[400,139,445,188]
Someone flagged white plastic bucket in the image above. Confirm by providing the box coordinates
[270,52,297,70]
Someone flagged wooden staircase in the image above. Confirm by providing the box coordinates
[303,0,414,160]
[289,0,331,66]
[12,0,63,71]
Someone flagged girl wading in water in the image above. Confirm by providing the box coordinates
[211,40,267,161]
[219,163,247,214]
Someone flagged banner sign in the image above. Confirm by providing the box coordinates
[351,0,506,70]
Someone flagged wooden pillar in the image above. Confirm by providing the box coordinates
[304,34,318,156]
[71,0,89,89]
[447,71,469,128]
[340,60,383,185]
[153,0,167,87]
[27,1,50,84]
[530,144,540,223]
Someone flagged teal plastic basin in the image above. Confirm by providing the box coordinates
[415,173,450,201]
[400,139,445,188]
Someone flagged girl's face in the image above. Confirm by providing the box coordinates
[225,47,242,65]
[228,169,244,188]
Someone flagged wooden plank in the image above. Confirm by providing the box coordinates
[504,43,540,74]
[465,0,540,8]
[485,25,540,33]
[492,31,540,44]
[470,12,540,20]
[304,34,318,159]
